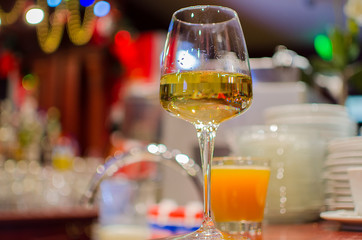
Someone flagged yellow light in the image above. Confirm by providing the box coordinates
[0,0,27,25]
[66,0,96,45]
[34,0,97,53]
[36,0,65,54]
[25,7,45,24]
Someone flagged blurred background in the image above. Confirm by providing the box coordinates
[0,0,361,157]
[0,0,361,239]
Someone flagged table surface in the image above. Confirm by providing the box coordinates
[154,221,362,240]
[0,209,361,240]
[263,221,362,240]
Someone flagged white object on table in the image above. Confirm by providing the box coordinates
[347,167,362,216]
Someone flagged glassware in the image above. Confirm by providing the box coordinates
[80,143,204,238]
[211,157,270,239]
[96,178,152,240]
[227,125,326,223]
[159,5,252,239]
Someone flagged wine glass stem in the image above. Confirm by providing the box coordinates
[196,123,219,225]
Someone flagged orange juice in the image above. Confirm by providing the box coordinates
[211,166,270,222]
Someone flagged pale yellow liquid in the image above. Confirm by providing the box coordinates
[160,71,252,125]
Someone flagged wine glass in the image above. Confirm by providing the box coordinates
[159,5,252,239]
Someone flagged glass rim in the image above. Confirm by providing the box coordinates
[213,156,270,166]
[172,5,239,25]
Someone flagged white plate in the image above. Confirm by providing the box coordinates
[333,187,351,195]
[328,136,362,149]
[326,164,362,173]
[325,158,362,167]
[334,196,353,203]
[326,202,355,210]
[320,210,362,224]
[264,104,349,120]
[328,143,362,153]
[324,172,349,181]
[329,180,350,188]
[328,151,362,159]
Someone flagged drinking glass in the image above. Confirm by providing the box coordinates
[159,5,252,239]
[97,178,151,240]
[211,157,270,239]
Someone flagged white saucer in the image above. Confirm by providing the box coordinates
[320,210,362,224]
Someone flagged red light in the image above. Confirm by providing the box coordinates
[114,30,131,46]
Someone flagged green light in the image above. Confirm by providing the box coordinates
[314,34,333,61]
[22,74,38,90]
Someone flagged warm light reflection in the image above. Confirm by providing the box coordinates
[25,8,44,25]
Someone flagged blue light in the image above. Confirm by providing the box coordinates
[47,0,62,7]
[346,96,362,123]
[80,0,95,7]
[94,1,110,17]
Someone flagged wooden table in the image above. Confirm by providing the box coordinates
[155,221,361,240]
[0,207,98,240]
[0,209,361,240]
[263,221,362,240]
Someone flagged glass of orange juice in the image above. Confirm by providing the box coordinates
[211,156,270,238]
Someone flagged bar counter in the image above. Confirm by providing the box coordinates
[263,221,361,240]
[0,208,360,240]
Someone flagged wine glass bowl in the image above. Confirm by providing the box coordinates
[159,5,252,239]
[160,5,252,126]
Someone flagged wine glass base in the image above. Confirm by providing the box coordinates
[154,225,261,240]
[155,229,227,240]
[216,221,262,236]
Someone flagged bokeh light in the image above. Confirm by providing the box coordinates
[22,74,38,90]
[25,8,44,25]
[47,0,62,7]
[114,30,131,46]
[314,34,333,61]
[80,0,95,7]
[175,154,190,164]
[94,1,111,17]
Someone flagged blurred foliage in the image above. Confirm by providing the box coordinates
[312,19,360,72]
[311,18,362,94]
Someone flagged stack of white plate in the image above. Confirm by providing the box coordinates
[263,103,358,213]
[324,137,362,210]
[264,103,357,140]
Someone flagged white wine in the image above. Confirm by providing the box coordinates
[160,71,252,125]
